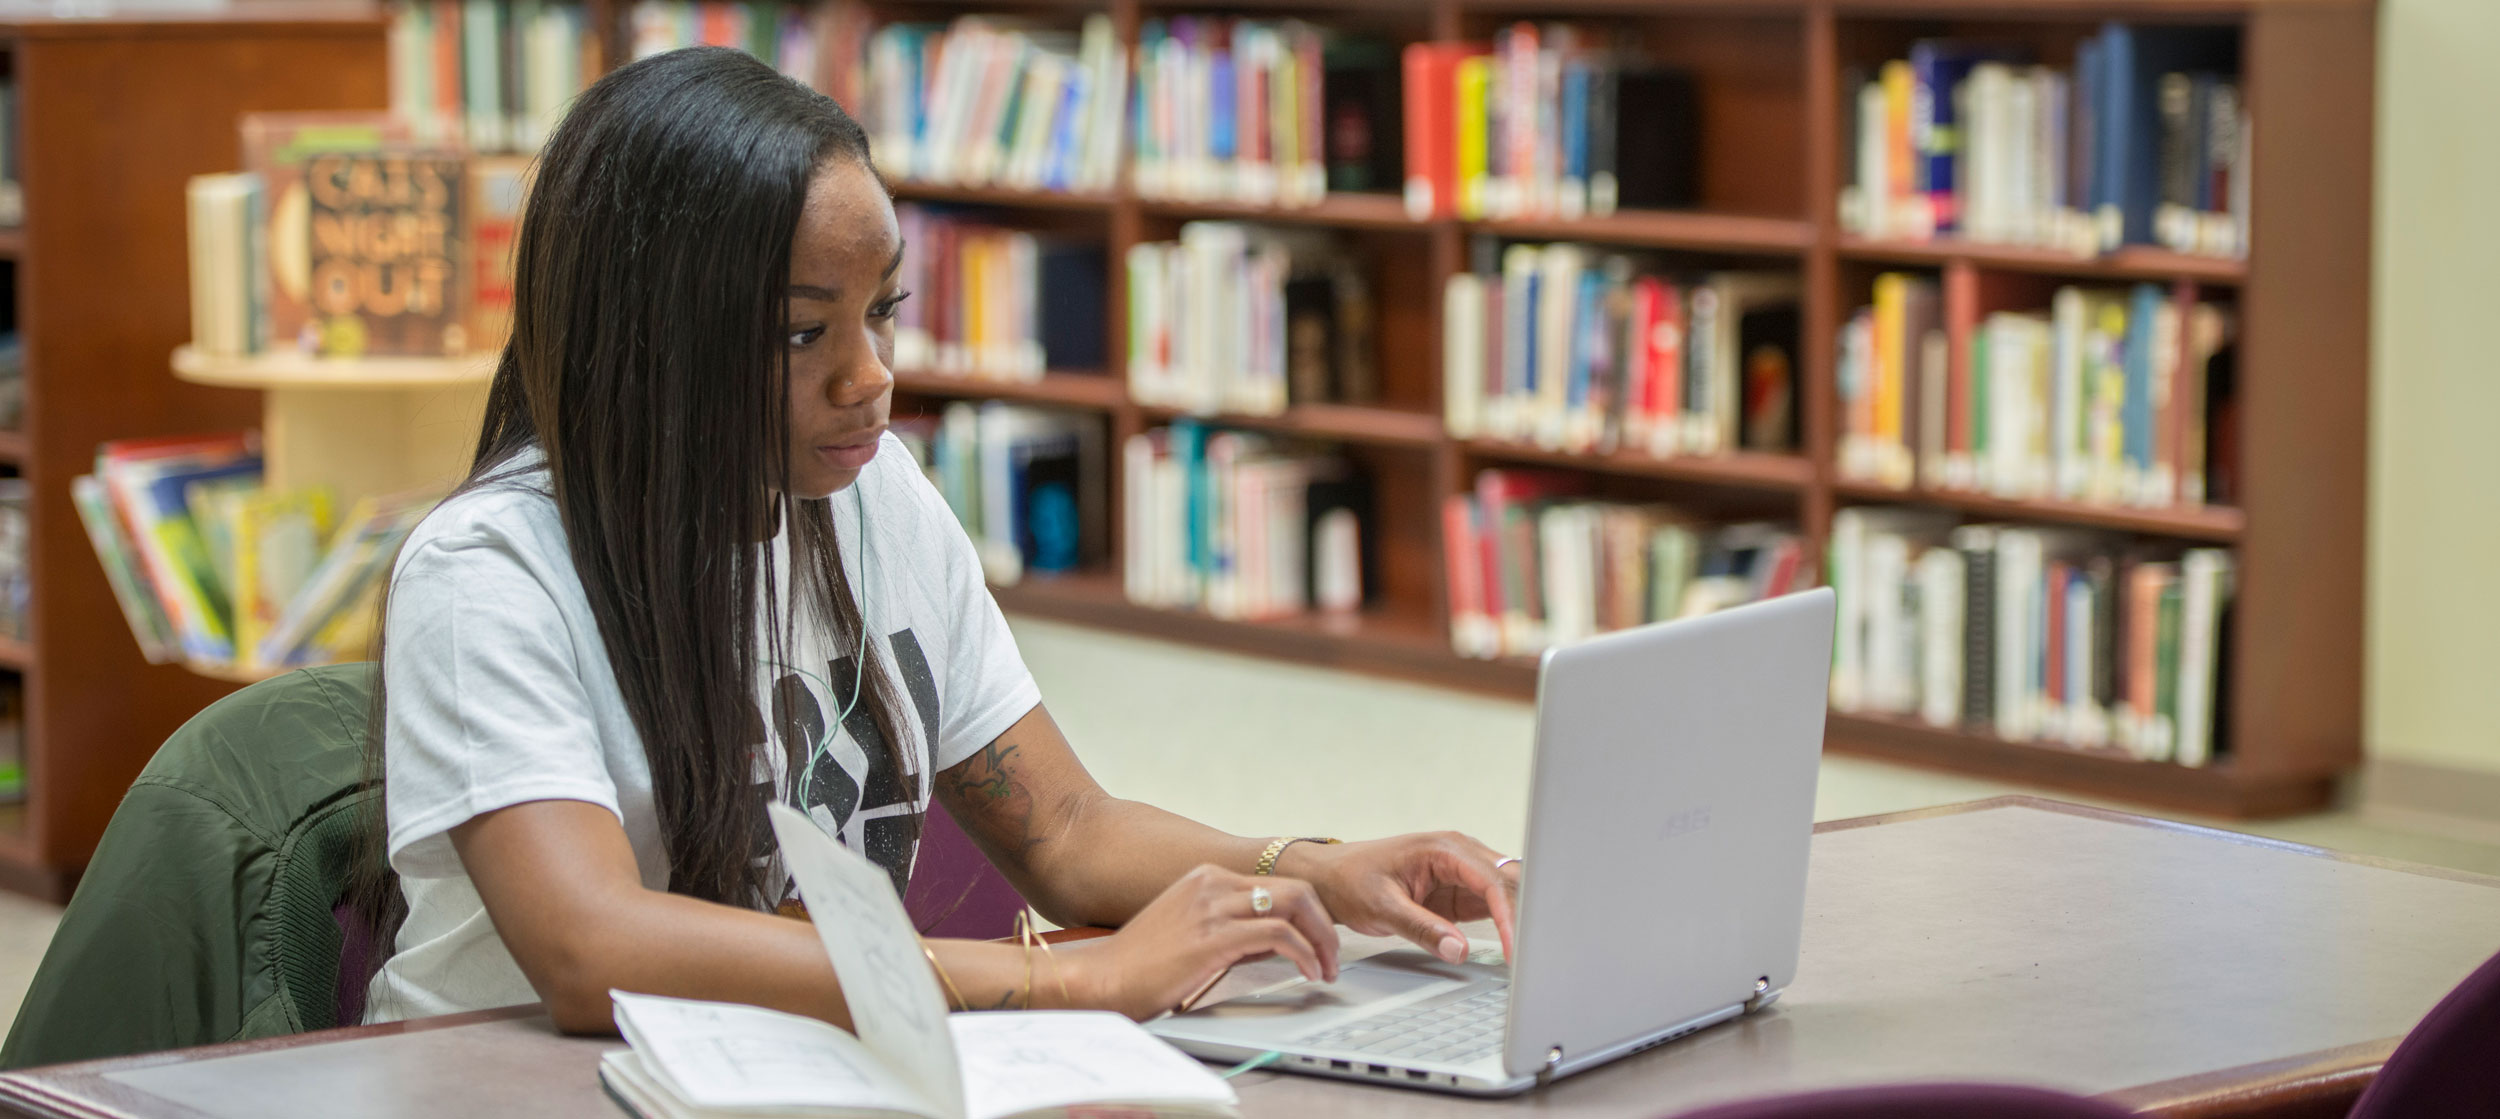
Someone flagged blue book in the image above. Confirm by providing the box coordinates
[1174,420,1207,586]
[1042,68,1087,190]
[1568,267,1604,416]
[1909,40,2019,235]
[1210,49,1236,165]
[2122,283,2162,482]
[2096,22,2238,250]
[1520,269,1541,401]
[2073,37,2102,221]
[1560,60,1590,204]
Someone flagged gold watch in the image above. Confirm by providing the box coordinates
[1255,836,1341,877]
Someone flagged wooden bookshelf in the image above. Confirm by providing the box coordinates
[0,12,392,899]
[868,0,2372,818]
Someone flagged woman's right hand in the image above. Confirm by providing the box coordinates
[1059,864,1341,1020]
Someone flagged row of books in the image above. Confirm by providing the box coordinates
[73,433,438,674]
[389,0,597,153]
[0,78,19,225]
[1839,26,2246,259]
[1838,274,2237,508]
[852,15,1125,194]
[1121,422,1371,620]
[185,114,531,359]
[0,480,24,643]
[0,679,19,803]
[1444,469,1807,659]
[0,334,21,432]
[891,205,1106,379]
[1124,222,1378,416]
[1442,242,1800,456]
[1829,508,2235,766]
[894,402,1107,587]
[1401,27,1698,222]
[1130,18,1392,208]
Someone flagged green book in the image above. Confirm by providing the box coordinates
[1649,523,1695,623]
[2154,578,2184,761]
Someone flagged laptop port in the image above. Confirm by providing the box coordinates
[1406,1069,1429,1082]
[1329,1060,1350,1071]
[1367,1065,1389,1076]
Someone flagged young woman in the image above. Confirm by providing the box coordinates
[361,47,1518,1032]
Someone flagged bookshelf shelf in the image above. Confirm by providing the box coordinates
[1140,192,1421,231]
[1832,481,2247,542]
[887,180,1117,212]
[1837,236,2248,285]
[0,430,26,467]
[0,634,30,671]
[894,369,1128,410]
[1140,403,1447,448]
[1475,210,1816,255]
[990,573,1534,694]
[1824,711,2326,818]
[1466,440,1817,492]
[170,346,497,391]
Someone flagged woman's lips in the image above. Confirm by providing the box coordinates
[818,429,883,470]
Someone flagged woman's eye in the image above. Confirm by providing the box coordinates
[787,325,826,348]
[869,291,911,321]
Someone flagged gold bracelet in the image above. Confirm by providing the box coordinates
[1255,836,1341,877]
[921,940,969,1011]
[1012,910,1070,1010]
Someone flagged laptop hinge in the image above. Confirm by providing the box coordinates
[1534,1046,1562,1088]
[1744,976,1772,1014]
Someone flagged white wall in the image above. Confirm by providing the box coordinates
[2367,0,2500,775]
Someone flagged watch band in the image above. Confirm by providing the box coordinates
[1255,835,1340,877]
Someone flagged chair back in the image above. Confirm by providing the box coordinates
[2346,946,2500,1119]
[904,800,1030,940]
[1673,1084,2136,1119]
[0,665,380,1070]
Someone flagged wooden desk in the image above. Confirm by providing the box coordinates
[4,797,2495,1119]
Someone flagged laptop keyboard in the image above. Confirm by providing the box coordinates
[1294,980,1509,1066]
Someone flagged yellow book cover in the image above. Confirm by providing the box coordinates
[232,488,337,670]
[1455,56,1492,221]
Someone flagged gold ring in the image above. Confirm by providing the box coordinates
[1249,885,1273,915]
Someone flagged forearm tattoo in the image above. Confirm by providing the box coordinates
[940,740,1043,854]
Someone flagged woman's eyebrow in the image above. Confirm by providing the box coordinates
[785,245,906,303]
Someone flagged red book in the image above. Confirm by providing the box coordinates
[432,0,462,141]
[2045,559,2070,719]
[1646,279,1686,448]
[1442,496,1487,654]
[1401,42,1462,219]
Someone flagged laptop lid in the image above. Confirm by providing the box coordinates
[1501,588,1833,1080]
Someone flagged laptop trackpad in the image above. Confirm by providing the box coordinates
[1162,953,1476,1042]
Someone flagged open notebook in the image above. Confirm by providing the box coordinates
[598,803,1240,1119]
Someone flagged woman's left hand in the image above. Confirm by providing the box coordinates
[1278,833,1521,965]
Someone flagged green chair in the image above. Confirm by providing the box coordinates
[0,664,383,1070]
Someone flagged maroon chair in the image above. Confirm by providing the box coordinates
[2345,946,2500,1119]
[905,801,1031,940]
[1673,1084,2135,1119]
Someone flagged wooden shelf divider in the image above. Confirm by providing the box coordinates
[1837,236,2248,284]
[1831,481,2247,542]
[894,369,1128,410]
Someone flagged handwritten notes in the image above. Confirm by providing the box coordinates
[768,801,968,1119]
[611,992,928,1113]
[953,1012,1238,1119]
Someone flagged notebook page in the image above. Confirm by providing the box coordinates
[611,992,934,1114]
[953,1012,1239,1119]
[768,802,969,1119]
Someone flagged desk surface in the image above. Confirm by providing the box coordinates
[6,797,2497,1119]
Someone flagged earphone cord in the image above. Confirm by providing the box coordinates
[789,483,873,809]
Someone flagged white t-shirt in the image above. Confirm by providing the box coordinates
[365,435,1040,1022]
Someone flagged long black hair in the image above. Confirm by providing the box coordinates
[351,48,917,962]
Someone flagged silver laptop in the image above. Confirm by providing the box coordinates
[1147,588,1834,1095]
